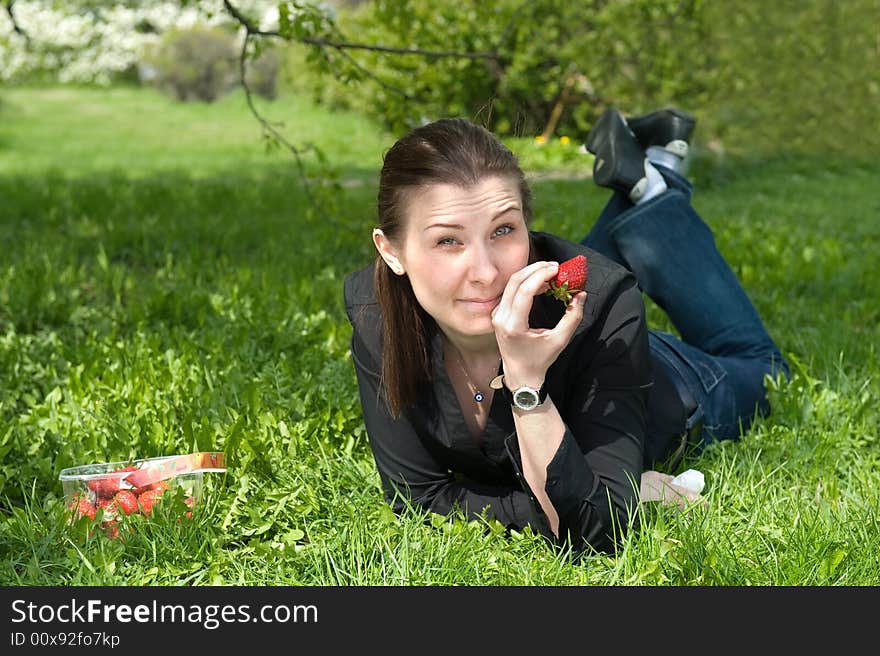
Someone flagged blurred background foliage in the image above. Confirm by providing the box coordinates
[2,0,878,157]
[285,0,879,157]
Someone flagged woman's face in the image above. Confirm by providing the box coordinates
[377,175,531,343]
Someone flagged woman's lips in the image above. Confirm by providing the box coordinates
[459,294,502,309]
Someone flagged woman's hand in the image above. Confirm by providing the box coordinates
[491,260,586,389]
[640,470,707,509]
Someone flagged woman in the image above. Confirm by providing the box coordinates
[344,109,789,553]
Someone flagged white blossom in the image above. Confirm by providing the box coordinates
[0,0,279,84]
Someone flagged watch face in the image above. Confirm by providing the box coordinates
[513,387,540,411]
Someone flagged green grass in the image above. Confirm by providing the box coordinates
[1,87,878,585]
[0,85,393,178]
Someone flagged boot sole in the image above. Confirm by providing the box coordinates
[586,108,646,193]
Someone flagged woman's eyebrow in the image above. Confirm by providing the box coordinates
[423,207,520,231]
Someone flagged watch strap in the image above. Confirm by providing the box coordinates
[499,378,547,407]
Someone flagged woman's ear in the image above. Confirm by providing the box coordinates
[372,228,406,276]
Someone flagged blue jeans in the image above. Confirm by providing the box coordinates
[581,166,790,453]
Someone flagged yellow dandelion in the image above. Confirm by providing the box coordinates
[534,135,547,144]
[560,136,571,145]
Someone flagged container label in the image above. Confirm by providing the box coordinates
[123,452,226,489]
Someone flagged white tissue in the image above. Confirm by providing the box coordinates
[670,469,705,494]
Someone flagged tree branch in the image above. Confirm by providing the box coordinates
[5,0,31,46]
[222,0,499,60]
[299,36,497,60]
[327,44,413,100]
[220,0,510,218]
[223,0,353,232]
[234,29,346,232]
[222,0,278,37]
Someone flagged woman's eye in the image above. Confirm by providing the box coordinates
[436,225,513,246]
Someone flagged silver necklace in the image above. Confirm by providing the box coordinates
[448,343,500,404]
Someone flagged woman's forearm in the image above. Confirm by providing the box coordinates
[512,397,565,537]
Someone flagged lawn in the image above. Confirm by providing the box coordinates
[1,86,878,585]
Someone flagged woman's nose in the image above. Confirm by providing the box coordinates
[468,244,498,284]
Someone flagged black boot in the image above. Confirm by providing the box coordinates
[627,107,696,158]
[585,107,648,200]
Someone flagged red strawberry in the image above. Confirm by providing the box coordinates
[87,465,138,499]
[175,497,196,523]
[102,520,120,540]
[68,493,96,520]
[101,519,133,541]
[137,487,166,516]
[87,477,120,499]
[546,255,588,304]
[134,480,170,496]
[113,490,139,516]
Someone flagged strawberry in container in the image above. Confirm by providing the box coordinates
[60,452,225,538]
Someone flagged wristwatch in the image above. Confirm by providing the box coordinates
[502,379,547,411]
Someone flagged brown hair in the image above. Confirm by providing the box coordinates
[375,118,533,417]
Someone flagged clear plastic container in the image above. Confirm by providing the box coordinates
[59,455,203,521]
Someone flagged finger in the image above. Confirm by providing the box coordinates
[662,482,705,509]
[504,261,557,303]
[640,472,696,504]
[544,291,585,344]
[493,261,547,320]
[508,293,586,360]
[506,262,560,325]
[494,261,557,326]
[640,476,669,502]
[518,290,584,360]
[665,482,697,499]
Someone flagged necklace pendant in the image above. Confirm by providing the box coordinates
[474,391,484,403]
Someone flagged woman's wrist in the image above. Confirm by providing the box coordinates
[500,364,547,391]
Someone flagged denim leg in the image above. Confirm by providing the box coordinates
[582,167,790,450]
[581,166,694,267]
[582,166,779,360]
[581,192,628,268]
[649,329,787,448]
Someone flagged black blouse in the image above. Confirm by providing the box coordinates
[344,232,662,553]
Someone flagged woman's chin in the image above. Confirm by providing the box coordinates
[453,318,495,338]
